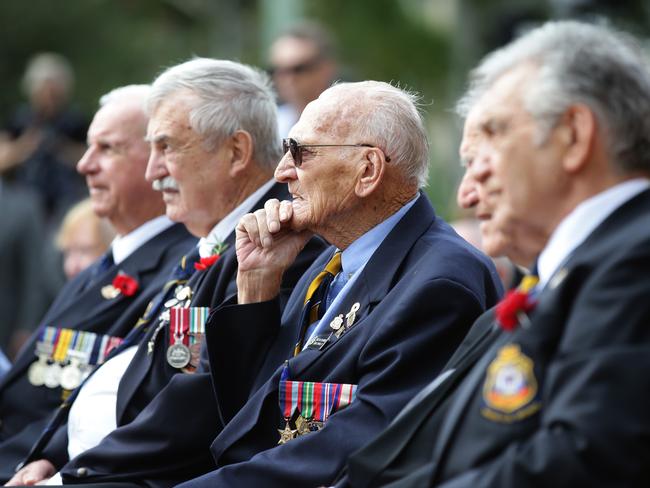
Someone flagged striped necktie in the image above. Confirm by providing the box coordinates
[294,251,342,356]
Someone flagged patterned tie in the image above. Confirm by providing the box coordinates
[97,249,114,273]
[82,249,114,291]
[294,251,342,355]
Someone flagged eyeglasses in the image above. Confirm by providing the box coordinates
[282,137,391,167]
[268,57,323,77]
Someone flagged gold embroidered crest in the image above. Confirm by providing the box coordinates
[481,344,540,422]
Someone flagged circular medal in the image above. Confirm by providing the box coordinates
[60,364,83,390]
[44,363,63,389]
[166,343,191,369]
[27,360,46,386]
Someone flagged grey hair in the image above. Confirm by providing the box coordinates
[147,58,281,170]
[22,52,75,97]
[457,20,650,174]
[99,84,150,109]
[321,81,429,188]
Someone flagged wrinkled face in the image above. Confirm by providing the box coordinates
[77,102,153,233]
[146,92,232,237]
[270,37,334,110]
[458,64,560,263]
[274,96,363,236]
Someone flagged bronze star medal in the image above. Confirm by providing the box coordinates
[277,421,297,444]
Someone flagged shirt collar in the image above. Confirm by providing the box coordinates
[339,193,420,279]
[538,178,650,287]
[198,179,276,258]
[111,215,174,265]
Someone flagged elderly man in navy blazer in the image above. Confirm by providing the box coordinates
[336,21,650,488]
[165,81,502,488]
[7,59,326,487]
[0,85,194,481]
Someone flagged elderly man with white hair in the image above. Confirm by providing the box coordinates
[9,58,325,486]
[334,20,650,488]
[172,80,501,487]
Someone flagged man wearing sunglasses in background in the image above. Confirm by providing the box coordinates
[176,80,502,487]
[269,22,338,137]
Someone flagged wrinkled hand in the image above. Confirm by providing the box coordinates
[5,459,55,486]
[236,199,312,303]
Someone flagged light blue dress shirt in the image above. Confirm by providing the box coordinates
[305,194,420,343]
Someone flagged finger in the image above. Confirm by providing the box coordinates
[264,199,281,233]
[237,213,262,248]
[253,209,274,248]
[279,200,293,223]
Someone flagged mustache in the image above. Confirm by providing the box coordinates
[152,176,179,192]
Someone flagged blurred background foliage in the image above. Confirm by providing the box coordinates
[1,0,649,218]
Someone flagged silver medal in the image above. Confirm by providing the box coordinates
[166,343,191,369]
[44,362,63,389]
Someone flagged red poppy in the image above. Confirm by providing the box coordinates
[112,273,139,296]
[194,254,220,271]
[495,275,539,331]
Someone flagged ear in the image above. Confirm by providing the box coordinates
[557,104,597,174]
[354,148,386,198]
[227,130,254,177]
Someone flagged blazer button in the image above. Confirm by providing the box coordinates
[76,467,88,477]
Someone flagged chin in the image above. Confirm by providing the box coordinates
[482,238,509,260]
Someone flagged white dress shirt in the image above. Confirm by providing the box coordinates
[198,179,275,258]
[57,181,276,475]
[111,215,174,264]
[538,178,649,288]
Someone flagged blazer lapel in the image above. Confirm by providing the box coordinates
[429,329,512,481]
[292,195,437,374]
[115,195,269,423]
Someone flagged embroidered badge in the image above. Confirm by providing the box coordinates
[481,344,541,423]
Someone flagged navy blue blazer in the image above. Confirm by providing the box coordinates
[358,189,650,488]
[177,195,502,488]
[0,223,195,481]
[38,184,326,484]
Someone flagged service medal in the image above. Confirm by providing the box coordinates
[27,358,47,386]
[60,362,83,390]
[44,362,63,388]
[167,343,191,369]
[277,421,297,445]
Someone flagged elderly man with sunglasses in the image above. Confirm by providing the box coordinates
[176,80,502,488]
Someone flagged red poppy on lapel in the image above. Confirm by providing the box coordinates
[112,272,139,296]
[194,254,220,271]
[495,275,539,331]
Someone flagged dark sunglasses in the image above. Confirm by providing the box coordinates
[268,57,323,77]
[282,137,391,167]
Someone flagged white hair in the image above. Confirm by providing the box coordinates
[147,58,281,170]
[321,81,430,188]
[99,84,150,109]
[457,20,650,174]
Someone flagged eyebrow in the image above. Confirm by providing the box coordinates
[144,133,169,144]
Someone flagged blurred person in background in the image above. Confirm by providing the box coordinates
[0,52,88,229]
[268,22,338,137]
[56,198,115,281]
[0,177,49,359]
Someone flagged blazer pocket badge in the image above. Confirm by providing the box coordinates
[481,343,541,423]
